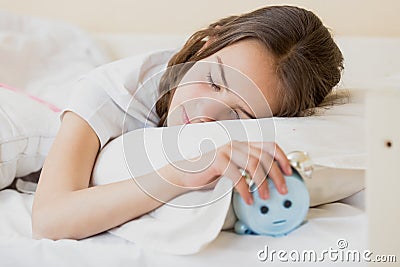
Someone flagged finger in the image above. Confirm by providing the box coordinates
[251,176,269,200]
[223,162,253,205]
[234,144,270,200]
[231,142,266,181]
[251,142,292,175]
[272,144,292,175]
[267,161,288,195]
[248,143,287,194]
[211,149,253,204]
[235,176,253,205]
[228,142,268,199]
[234,143,275,199]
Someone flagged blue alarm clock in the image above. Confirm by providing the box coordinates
[232,151,312,237]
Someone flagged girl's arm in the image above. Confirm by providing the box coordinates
[33,111,290,240]
[32,111,188,240]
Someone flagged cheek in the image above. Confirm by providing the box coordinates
[176,63,211,101]
[171,83,208,106]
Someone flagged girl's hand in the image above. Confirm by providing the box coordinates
[172,141,292,205]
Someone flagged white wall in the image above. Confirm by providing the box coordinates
[0,0,399,36]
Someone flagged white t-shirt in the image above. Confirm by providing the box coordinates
[60,49,176,150]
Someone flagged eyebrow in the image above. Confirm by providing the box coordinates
[216,56,229,89]
[216,56,257,120]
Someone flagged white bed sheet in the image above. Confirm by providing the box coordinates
[4,13,399,267]
[0,189,367,267]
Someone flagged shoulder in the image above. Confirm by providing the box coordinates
[88,49,176,96]
[97,49,176,76]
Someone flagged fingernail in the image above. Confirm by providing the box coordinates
[287,166,292,175]
[261,190,269,200]
[281,184,288,194]
[247,196,254,205]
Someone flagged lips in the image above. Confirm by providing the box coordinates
[182,106,191,124]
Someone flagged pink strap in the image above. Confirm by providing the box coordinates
[0,83,61,112]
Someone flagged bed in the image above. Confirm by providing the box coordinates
[0,10,399,267]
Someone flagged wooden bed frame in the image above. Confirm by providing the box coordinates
[366,88,400,264]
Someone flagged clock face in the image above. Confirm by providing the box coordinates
[233,169,310,236]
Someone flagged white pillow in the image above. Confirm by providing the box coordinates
[91,88,365,254]
[0,87,59,189]
[93,88,366,207]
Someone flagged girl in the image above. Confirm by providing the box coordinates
[32,5,343,240]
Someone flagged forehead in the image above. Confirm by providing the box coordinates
[206,39,279,117]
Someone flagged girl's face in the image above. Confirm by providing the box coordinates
[166,39,280,126]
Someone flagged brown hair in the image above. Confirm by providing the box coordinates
[156,5,344,127]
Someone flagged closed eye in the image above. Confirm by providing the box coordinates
[237,106,256,119]
[230,109,240,119]
[206,71,240,119]
[216,56,257,120]
[206,71,221,92]
[209,60,258,120]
